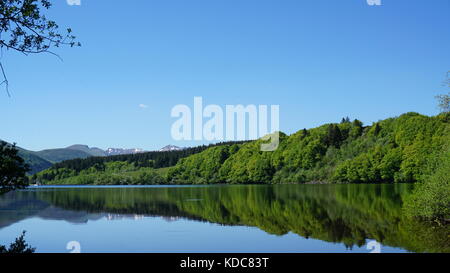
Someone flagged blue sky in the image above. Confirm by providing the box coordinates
[1,0,449,151]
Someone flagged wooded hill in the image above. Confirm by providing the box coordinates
[34,112,450,220]
[168,112,449,185]
[38,140,249,178]
[36,112,449,185]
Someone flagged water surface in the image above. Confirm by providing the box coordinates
[0,184,448,253]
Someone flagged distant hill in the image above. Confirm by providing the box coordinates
[0,140,53,174]
[35,148,92,163]
[67,144,106,157]
[17,147,52,174]
[31,145,147,163]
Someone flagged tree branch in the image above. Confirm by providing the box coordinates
[0,62,10,97]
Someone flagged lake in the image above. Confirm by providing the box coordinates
[0,184,449,253]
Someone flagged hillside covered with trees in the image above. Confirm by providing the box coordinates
[36,112,449,185]
[34,112,450,220]
[167,112,449,184]
[34,141,249,183]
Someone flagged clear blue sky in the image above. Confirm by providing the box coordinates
[1,0,449,151]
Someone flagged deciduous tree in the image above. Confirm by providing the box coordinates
[0,0,80,95]
[0,141,29,193]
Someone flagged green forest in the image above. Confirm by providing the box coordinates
[49,140,249,171]
[34,112,450,220]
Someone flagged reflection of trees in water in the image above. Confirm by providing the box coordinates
[2,185,449,252]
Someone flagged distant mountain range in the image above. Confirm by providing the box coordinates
[14,145,100,174]
[1,140,184,174]
[159,145,184,152]
[33,144,146,162]
[65,145,146,156]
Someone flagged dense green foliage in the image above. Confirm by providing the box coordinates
[168,144,242,184]
[35,161,166,185]
[39,113,449,187]
[168,112,449,185]
[404,143,450,220]
[0,141,29,193]
[35,112,450,220]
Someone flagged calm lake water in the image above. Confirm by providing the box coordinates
[0,184,449,253]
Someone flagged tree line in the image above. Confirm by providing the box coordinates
[35,140,249,181]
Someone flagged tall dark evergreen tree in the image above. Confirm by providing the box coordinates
[300,128,308,139]
[326,124,343,147]
[341,116,351,123]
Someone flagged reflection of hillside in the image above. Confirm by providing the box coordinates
[0,191,103,228]
[38,207,104,223]
[0,189,207,228]
[1,185,449,253]
[0,191,50,228]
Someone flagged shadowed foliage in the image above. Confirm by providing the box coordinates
[0,141,29,194]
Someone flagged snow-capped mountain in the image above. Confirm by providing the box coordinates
[159,145,184,152]
[105,148,145,156]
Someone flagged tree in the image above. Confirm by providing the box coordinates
[0,0,80,95]
[435,71,450,113]
[372,123,381,136]
[326,124,343,147]
[435,93,449,113]
[0,231,35,253]
[0,141,30,194]
[404,144,450,220]
[300,128,308,139]
[341,116,350,123]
